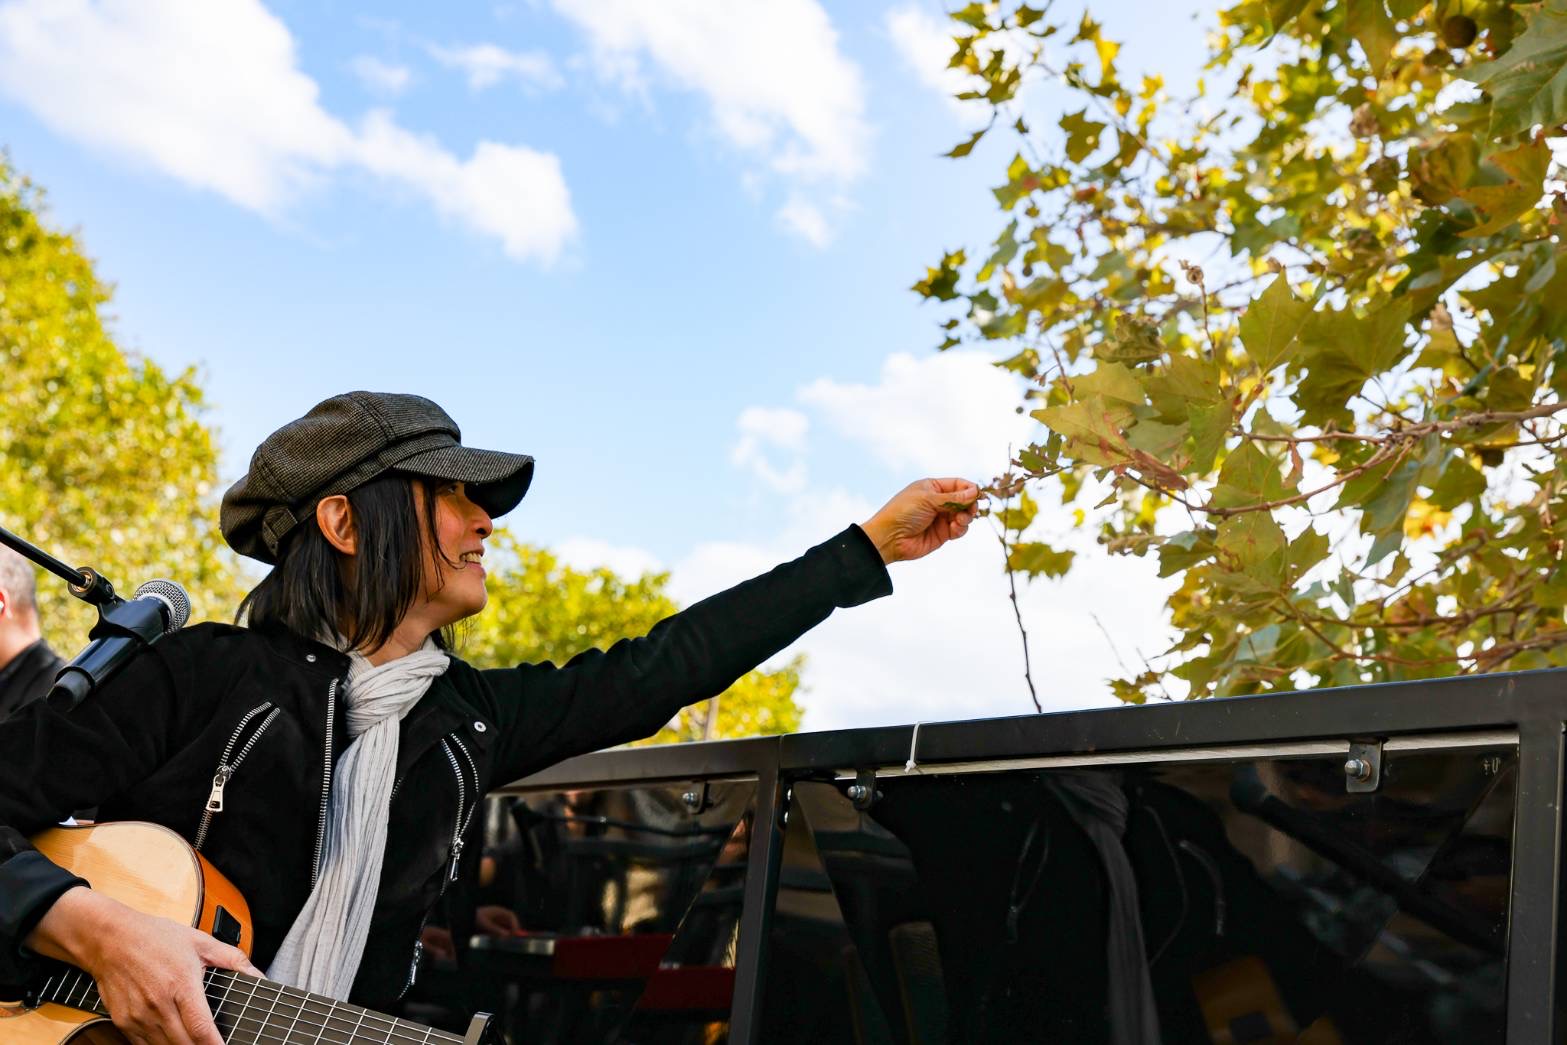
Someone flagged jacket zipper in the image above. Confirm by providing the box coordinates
[311,678,339,888]
[441,737,480,882]
[193,703,280,851]
[401,734,482,999]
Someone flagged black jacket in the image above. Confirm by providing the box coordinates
[0,639,64,721]
[0,524,890,1005]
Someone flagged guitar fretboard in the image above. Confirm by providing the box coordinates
[38,964,465,1044]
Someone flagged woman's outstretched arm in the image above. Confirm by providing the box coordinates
[478,479,982,783]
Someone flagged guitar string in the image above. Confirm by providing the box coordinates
[203,969,462,1045]
[41,965,460,1045]
[206,971,459,1045]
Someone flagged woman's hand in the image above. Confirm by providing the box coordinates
[861,478,984,565]
[28,885,261,1045]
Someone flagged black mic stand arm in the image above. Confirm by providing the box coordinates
[0,521,166,708]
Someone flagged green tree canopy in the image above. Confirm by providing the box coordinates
[457,530,805,744]
[919,0,1567,702]
[1,157,244,643]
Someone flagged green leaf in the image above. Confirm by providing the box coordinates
[1060,110,1106,163]
[1211,442,1289,510]
[1032,398,1130,466]
[1217,512,1288,582]
[912,250,966,301]
[1158,529,1216,576]
[1287,526,1331,581]
[945,125,989,158]
[1428,452,1487,509]
[1457,139,1552,238]
[1294,305,1411,426]
[1072,361,1146,406]
[1345,0,1396,77]
[1095,313,1166,362]
[950,2,989,30]
[1007,541,1077,578]
[1358,453,1422,534]
[1463,0,1567,137]
[996,490,1039,531]
[1238,275,1311,373]
[1188,402,1232,474]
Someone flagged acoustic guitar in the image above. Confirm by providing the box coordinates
[0,822,497,1044]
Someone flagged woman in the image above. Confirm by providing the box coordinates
[0,391,980,1044]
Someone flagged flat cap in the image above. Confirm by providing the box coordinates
[221,391,534,564]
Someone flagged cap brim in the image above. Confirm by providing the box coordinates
[396,444,535,519]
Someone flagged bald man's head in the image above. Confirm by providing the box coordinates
[0,545,42,633]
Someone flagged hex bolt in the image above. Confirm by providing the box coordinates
[846,784,870,803]
[1344,757,1373,782]
[681,790,701,810]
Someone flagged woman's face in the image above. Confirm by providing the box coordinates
[418,480,493,627]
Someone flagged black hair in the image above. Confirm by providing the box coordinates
[237,473,457,652]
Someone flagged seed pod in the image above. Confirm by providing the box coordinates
[1441,14,1478,49]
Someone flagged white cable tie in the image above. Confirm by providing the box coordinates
[905,721,924,774]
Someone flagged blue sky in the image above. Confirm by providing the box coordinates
[0,0,1214,729]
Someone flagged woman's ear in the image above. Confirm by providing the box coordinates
[316,494,358,556]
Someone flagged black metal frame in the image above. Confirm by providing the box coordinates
[496,667,1567,1042]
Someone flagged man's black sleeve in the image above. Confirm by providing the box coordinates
[0,637,196,984]
[479,524,893,785]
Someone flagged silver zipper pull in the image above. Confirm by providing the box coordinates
[448,837,465,882]
[206,765,236,813]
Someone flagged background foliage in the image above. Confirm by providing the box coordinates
[1,156,244,642]
[919,0,1567,702]
[1,158,800,741]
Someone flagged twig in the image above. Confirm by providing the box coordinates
[995,455,1043,713]
[1091,612,1133,677]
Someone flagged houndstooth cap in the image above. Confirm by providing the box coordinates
[220,391,534,564]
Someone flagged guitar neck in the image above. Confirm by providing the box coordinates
[36,964,464,1044]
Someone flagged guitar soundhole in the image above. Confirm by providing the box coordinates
[212,906,242,947]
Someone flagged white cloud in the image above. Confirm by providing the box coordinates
[776,196,832,248]
[356,111,577,264]
[552,0,866,244]
[552,537,665,580]
[350,54,411,96]
[799,351,1033,478]
[731,406,810,493]
[429,42,563,93]
[0,0,577,264]
[885,6,969,110]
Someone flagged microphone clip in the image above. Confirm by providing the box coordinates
[48,590,183,712]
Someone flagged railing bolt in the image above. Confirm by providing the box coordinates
[682,790,701,811]
[846,784,870,803]
[1345,757,1372,781]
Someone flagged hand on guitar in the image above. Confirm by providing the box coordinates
[28,885,261,1045]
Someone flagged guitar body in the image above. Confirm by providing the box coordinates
[0,822,252,1044]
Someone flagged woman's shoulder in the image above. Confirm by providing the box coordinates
[143,621,346,680]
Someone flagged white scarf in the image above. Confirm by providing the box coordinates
[266,638,450,999]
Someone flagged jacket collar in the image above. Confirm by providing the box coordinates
[251,625,352,679]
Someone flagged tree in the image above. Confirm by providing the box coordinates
[0,156,245,644]
[917,1,1567,702]
[460,530,804,744]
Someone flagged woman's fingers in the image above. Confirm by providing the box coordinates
[180,988,226,1045]
[195,934,261,977]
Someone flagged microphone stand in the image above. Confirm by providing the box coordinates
[0,522,119,606]
[0,521,166,708]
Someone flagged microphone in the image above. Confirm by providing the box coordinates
[49,579,191,710]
